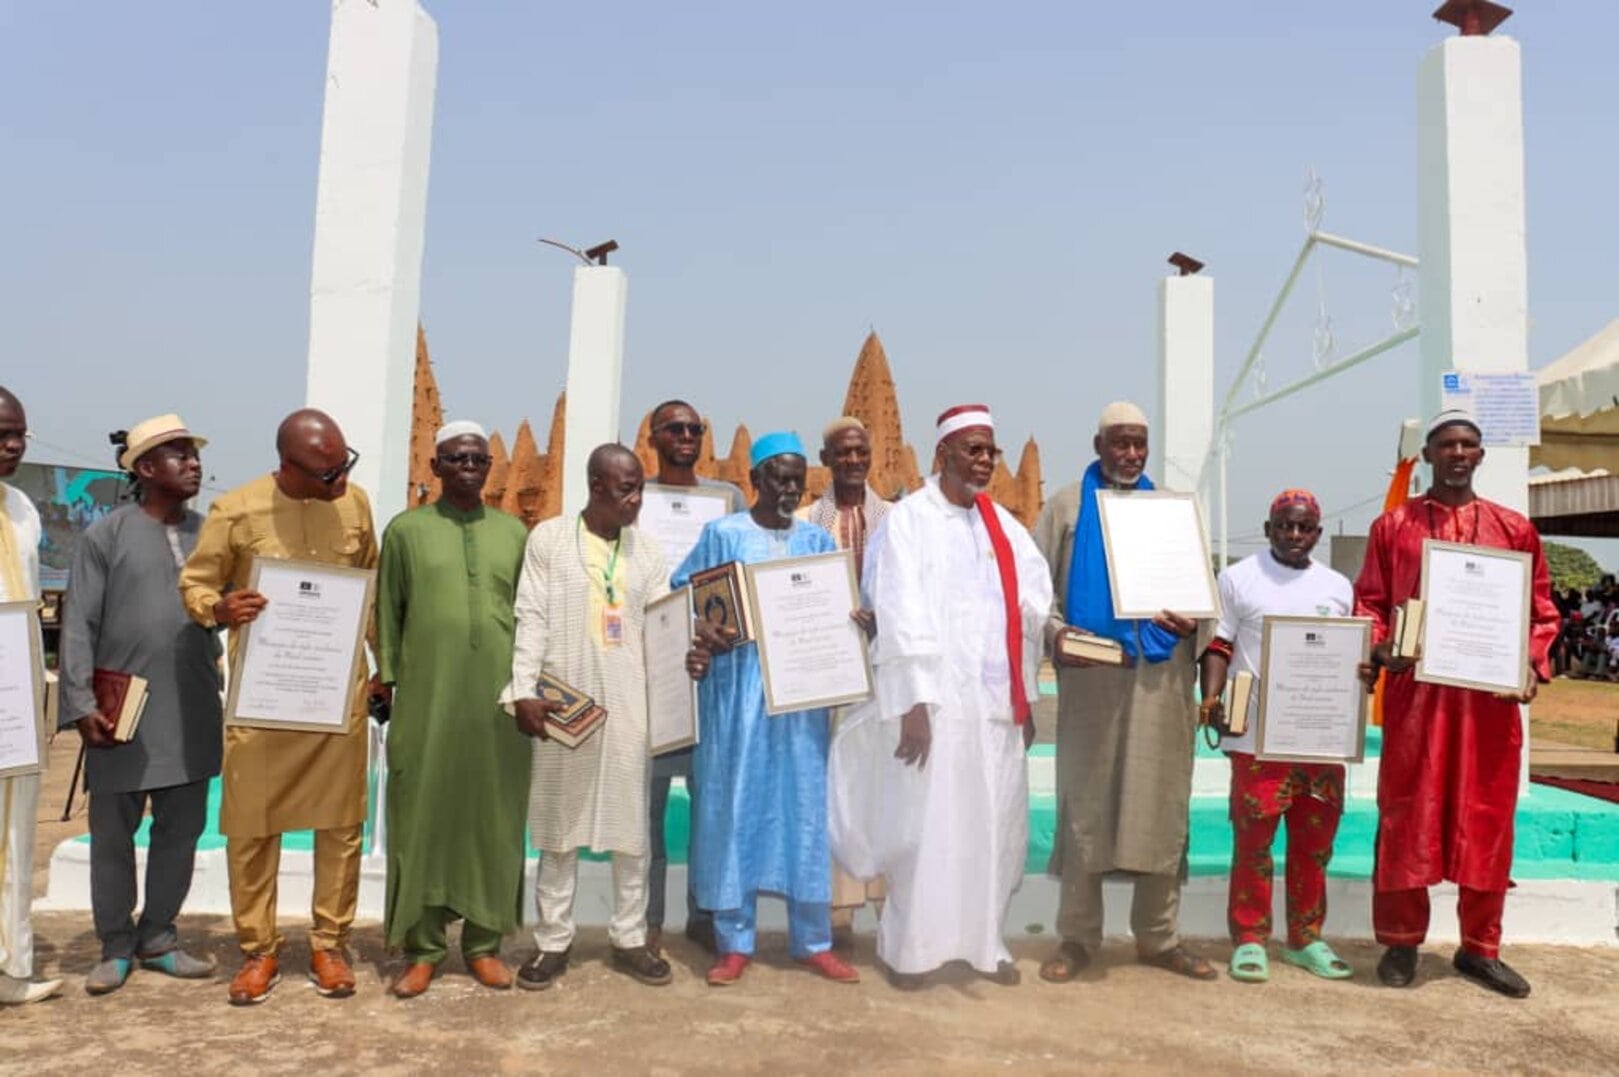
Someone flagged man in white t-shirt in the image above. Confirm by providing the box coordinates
[1198,488,1353,985]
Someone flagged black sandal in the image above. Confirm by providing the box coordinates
[1038,941,1091,983]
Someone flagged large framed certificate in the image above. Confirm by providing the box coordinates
[1415,540,1533,694]
[0,601,46,778]
[645,586,699,755]
[745,550,873,716]
[638,484,731,571]
[1095,490,1220,620]
[1255,616,1372,764]
[225,558,376,733]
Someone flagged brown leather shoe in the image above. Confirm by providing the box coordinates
[389,962,434,999]
[309,948,357,998]
[467,955,513,990]
[227,953,280,1006]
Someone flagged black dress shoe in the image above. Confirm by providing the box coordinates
[684,917,717,954]
[1453,949,1531,999]
[1377,945,1419,987]
[885,967,926,991]
[516,949,570,991]
[982,961,1021,987]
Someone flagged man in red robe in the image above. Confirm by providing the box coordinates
[1354,409,1559,999]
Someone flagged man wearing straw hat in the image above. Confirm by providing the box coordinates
[61,414,223,995]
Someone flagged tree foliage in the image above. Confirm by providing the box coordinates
[1544,541,1604,593]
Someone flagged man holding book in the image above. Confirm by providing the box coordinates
[503,443,673,990]
[60,414,223,995]
[1031,401,1214,984]
[675,431,860,987]
[1197,488,1353,984]
[0,386,62,1005]
[375,421,530,999]
[1354,409,1560,998]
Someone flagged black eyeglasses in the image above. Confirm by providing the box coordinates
[657,422,706,438]
[294,446,360,485]
[438,452,492,468]
[954,443,1003,461]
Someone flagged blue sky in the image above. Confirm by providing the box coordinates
[2,2,1614,564]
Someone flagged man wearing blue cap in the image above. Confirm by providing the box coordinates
[674,431,860,987]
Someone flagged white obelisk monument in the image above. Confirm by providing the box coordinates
[560,265,629,519]
[1157,260,1215,502]
[303,0,439,528]
[1416,30,1529,512]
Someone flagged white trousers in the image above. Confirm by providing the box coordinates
[0,774,40,979]
[534,849,649,952]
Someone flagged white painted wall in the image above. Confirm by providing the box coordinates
[304,0,439,530]
[1156,274,1215,500]
[561,266,628,519]
[1417,36,1529,514]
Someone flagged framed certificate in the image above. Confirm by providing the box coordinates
[745,550,874,716]
[1415,540,1533,694]
[1095,490,1220,620]
[0,601,46,778]
[1255,616,1372,764]
[225,557,376,733]
[639,484,732,572]
[645,586,699,755]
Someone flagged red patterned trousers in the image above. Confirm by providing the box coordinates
[1226,753,1344,948]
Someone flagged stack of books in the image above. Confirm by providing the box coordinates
[1057,630,1126,667]
[536,673,606,748]
[1391,598,1425,659]
[1222,670,1255,737]
[690,561,755,645]
[92,669,149,742]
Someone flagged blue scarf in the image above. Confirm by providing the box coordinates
[1064,460,1181,664]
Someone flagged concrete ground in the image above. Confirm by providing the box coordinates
[18,698,1619,1074]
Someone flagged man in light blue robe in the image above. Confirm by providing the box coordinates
[674,431,861,987]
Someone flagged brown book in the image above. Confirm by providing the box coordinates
[1223,670,1254,737]
[535,673,606,749]
[1391,598,1425,659]
[1057,631,1126,667]
[546,704,606,749]
[690,560,755,645]
[92,668,150,743]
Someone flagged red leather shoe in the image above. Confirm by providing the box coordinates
[798,950,860,984]
[389,962,434,999]
[227,953,280,1006]
[309,949,357,998]
[705,953,751,987]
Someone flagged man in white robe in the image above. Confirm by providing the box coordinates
[0,386,63,1004]
[503,445,673,989]
[830,404,1050,988]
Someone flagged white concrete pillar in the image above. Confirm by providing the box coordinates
[303,0,439,529]
[1156,273,1215,501]
[561,266,628,519]
[1416,35,1529,514]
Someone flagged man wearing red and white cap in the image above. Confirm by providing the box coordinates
[831,404,1051,988]
[1198,488,1353,985]
[1354,409,1559,998]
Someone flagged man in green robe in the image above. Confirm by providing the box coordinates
[377,421,531,999]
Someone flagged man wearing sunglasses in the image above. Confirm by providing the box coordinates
[643,400,745,956]
[376,422,531,998]
[180,408,380,1005]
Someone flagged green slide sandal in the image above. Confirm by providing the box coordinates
[1228,942,1269,983]
[1281,941,1353,980]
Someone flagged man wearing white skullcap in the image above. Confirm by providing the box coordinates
[1032,401,1215,984]
[1352,409,1559,999]
[375,421,532,998]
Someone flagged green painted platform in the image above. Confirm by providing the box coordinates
[79,726,1619,882]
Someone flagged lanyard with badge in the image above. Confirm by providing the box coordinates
[578,515,625,646]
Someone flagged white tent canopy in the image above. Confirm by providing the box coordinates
[1535,319,1619,473]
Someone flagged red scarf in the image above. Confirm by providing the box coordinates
[974,493,1029,724]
